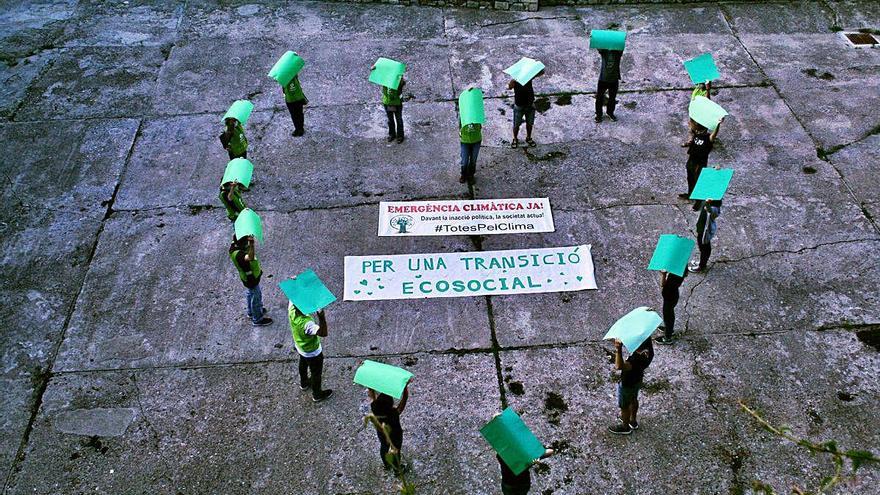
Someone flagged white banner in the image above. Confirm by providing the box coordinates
[378,198,554,237]
[344,245,596,301]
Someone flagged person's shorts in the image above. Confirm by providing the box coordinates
[513,105,535,127]
[617,383,641,408]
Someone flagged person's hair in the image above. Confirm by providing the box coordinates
[695,123,708,133]
[371,393,394,415]
[637,337,654,353]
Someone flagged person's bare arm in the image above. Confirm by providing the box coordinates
[507,80,515,90]
[706,80,712,99]
[396,385,409,414]
[316,310,328,337]
[709,118,723,142]
[226,183,237,201]
[614,339,632,371]
[244,237,255,261]
[659,271,667,289]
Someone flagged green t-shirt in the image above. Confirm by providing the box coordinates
[227,122,248,156]
[228,244,261,289]
[460,123,482,144]
[382,80,404,106]
[283,76,306,103]
[289,306,321,355]
[219,184,246,221]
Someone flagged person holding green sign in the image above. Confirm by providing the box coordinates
[609,337,654,434]
[655,269,687,345]
[220,118,248,160]
[283,75,308,137]
[595,48,623,123]
[679,117,724,200]
[371,62,407,144]
[689,199,722,273]
[507,70,543,148]
[289,304,333,402]
[367,387,409,472]
[229,235,272,326]
[682,81,711,147]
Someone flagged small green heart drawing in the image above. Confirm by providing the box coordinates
[559,272,564,275]
[354,290,361,294]
[367,292,373,295]
[547,278,552,283]
[376,278,381,281]
[564,282,568,285]
[359,279,368,286]
[378,285,385,289]
[576,276,583,281]
[414,274,423,278]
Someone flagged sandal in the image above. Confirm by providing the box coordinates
[526,138,536,147]
[510,138,519,148]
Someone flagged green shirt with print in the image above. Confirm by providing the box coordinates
[283,76,306,103]
[460,123,482,144]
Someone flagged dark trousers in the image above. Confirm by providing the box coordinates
[385,106,404,137]
[298,352,324,397]
[596,80,619,117]
[687,159,706,194]
[698,241,712,269]
[460,142,481,178]
[377,426,403,469]
[662,289,680,338]
[228,149,246,160]
[286,101,305,133]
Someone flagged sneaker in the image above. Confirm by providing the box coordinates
[608,423,632,435]
[595,115,603,123]
[251,317,273,327]
[655,335,675,345]
[629,420,639,430]
[688,261,704,273]
[292,129,304,137]
[312,389,334,402]
[299,380,310,391]
[677,192,691,199]
[607,113,617,122]
[387,135,396,142]
[396,135,405,143]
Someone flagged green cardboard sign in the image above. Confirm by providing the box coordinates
[589,30,626,51]
[503,57,546,86]
[688,96,728,131]
[690,168,734,201]
[268,51,305,87]
[221,158,253,188]
[279,269,337,314]
[222,100,254,127]
[683,52,720,85]
[603,307,663,353]
[647,234,695,277]
[480,408,545,476]
[369,57,406,90]
[353,360,413,400]
[458,87,485,126]
[234,208,263,244]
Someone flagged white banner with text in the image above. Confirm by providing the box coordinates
[344,245,596,301]
[377,198,554,236]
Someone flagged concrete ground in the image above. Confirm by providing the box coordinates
[1,1,879,494]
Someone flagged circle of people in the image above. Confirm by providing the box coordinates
[217,30,730,493]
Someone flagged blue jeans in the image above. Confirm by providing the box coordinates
[245,284,264,323]
[460,141,480,178]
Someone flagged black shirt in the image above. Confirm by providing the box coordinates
[498,454,531,488]
[371,400,403,446]
[687,132,713,166]
[621,340,654,387]
[661,271,686,298]
[598,49,622,82]
[512,80,535,108]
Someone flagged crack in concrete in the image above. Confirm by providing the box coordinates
[479,15,581,29]
[712,237,880,265]
[130,374,175,486]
